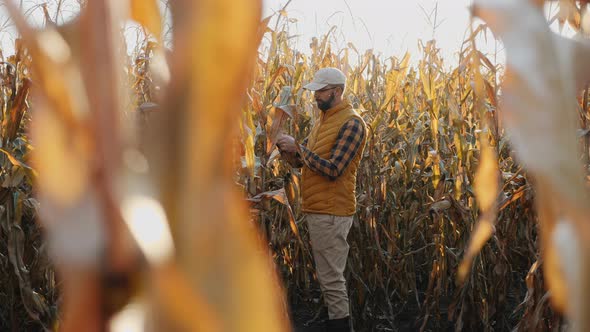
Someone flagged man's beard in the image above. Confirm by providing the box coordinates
[317,94,335,111]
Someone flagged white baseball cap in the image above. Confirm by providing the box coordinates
[303,67,346,91]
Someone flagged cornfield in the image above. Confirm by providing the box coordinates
[0,0,589,331]
[242,7,580,330]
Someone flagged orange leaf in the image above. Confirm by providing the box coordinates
[474,142,499,212]
[130,0,162,37]
[458,212,495,282]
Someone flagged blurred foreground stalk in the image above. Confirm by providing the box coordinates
[4,0,289,330]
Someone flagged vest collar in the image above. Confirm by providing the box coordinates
[321,101,352,121]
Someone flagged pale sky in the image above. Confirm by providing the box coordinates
[261,0,501,66]
[261,1,575,67]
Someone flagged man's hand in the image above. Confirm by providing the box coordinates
[276,134,303,168]
[277,134,298,154]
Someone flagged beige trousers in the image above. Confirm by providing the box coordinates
[306,213,354,320]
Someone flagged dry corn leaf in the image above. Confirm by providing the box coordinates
[266,107,290,155]
[474,143,499,213]
[242,109,257,177]
[458,212,495,282]
[558,0,581,31]
[458,143,499,282]
[250,188,303,242]
[266,88,294,155]
[4,78,30,142]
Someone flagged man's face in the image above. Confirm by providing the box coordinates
[314,87,337,111]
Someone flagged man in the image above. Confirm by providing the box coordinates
[277,67,367,332]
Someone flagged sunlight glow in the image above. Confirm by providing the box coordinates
[110,302,146,332]
[122,195,174,265]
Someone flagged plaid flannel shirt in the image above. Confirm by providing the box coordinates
[296,118,365,180]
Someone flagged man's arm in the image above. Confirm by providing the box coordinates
[298,118,365,180]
